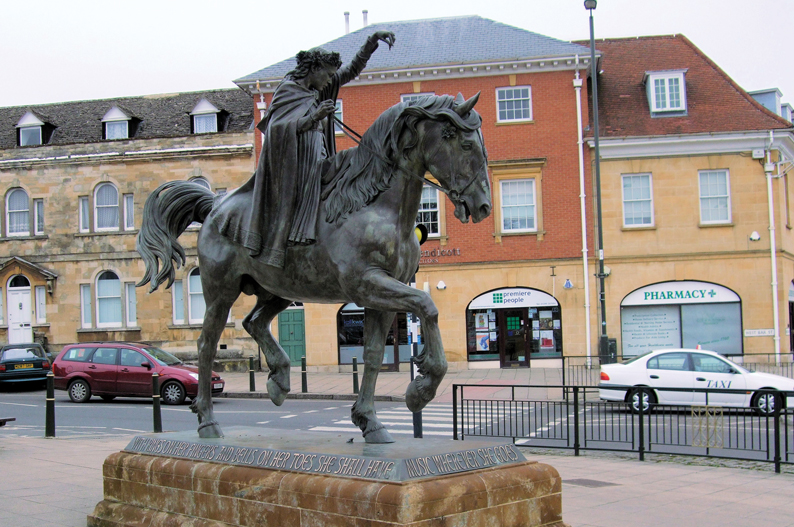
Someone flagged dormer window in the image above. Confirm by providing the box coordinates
[191,99,219,134]
[16,112,44,146]
[645,70,687,115]
[102,107,131,140]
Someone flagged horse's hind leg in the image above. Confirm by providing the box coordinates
[192,291,239,438]
[351,309,396,443]
[242,286,292,405]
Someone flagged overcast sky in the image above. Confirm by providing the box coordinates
[0,0,788,109]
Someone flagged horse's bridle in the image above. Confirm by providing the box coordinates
[332,115,483,208]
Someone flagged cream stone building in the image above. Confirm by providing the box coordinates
[589,36,794,363]
[0,89,257,355]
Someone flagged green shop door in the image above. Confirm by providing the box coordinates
[278,309,306,366]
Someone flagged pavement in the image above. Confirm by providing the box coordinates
[0,367,792,527]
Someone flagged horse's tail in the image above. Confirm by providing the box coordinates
[136,181,216,293]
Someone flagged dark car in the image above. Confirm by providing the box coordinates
[0,343,52,385]
[52,342,224,405]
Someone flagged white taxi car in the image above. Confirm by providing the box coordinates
[599,348,794,415]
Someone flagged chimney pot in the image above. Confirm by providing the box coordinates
[344,11,350,34]
[363,9,368,26]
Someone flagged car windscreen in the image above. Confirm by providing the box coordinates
[1,348,42,361]
[143,347,182,366]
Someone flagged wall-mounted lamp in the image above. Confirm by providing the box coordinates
[436,281,447,290]
[563,279,574,289]
[749,231,761,242]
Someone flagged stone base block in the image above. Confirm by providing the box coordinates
[87,429,566,527]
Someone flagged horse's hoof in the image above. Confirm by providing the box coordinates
[267,378,288,406]
[364,427,395,444]
[406,377,435,413]
[197,420,223,438]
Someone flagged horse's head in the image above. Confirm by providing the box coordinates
[420,93,492,224]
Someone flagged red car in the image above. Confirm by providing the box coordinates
[53,342,224,405]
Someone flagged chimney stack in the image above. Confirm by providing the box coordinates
[363,9,368,26]
[344,11,350,34]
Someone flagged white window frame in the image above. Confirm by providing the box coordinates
[95,271,122,328]
[646,70,687,113]
[6,188,30,237]
[123,194,134,231]
[34,199,44,235]
[187,268,206,324]
[621,173,654,228]
[172,280,185,324]
[496,86,532,123]
[105,120,128,140]
[193,113,218,134]
[94,183,120,232]
[79,196,90,233]
[35,285,46,324]
[80,284,92,328]
[698,169,732,225]
[416,186,441,238]
[401,93,435,104]
[18,126,42,146]
[125,282,137,327]
[499,179,537,233]
[334,100,343,134]
[0,288,4,324]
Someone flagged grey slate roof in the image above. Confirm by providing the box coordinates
[0,89,253,150]
[236,15,592,84]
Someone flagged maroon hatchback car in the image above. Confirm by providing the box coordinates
[53,342,224,405]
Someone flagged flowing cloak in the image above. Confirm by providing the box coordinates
[215,38,379,268]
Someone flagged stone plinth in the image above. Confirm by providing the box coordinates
[88,428,565,527]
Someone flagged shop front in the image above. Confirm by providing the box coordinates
[336,304,410,371]
[620,280,742,357]
[466,287,562,367]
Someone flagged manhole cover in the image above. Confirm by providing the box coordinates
[564,478,620,488]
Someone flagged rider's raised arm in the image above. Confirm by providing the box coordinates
[326,31,396,93]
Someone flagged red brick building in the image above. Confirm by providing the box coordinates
[236,16,598,370]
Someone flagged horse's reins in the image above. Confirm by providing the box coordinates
[331,115,474,204]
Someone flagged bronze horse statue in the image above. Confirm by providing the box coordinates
[136,93,491,443]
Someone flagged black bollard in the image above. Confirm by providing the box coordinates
[352,356,359,395]
[152,373,162,433]
[301,356,308,393]
[249,356,256,392]
[45,371,55,438]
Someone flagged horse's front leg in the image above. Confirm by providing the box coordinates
[191,295,237,438]
[351,309,396,443]
[351,271,446,414]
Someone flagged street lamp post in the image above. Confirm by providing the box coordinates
[585,0,610,363]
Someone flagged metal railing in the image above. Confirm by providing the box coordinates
[452,383,794,473]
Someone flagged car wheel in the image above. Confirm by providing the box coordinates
[752,391,781,416]
[161,381,186,405]
[68,379,91,403]
[100,395,116,402]
[627,387,656,414]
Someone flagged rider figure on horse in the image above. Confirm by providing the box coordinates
[241,31,396,268]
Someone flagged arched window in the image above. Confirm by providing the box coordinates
[190,177,211,190]
[96,271,122,327]
[95,183,119,231]
[7,188,29,236]
[188,268,206,324]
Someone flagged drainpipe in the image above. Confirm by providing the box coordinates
[573,56,593,366]
[766,130,781,365]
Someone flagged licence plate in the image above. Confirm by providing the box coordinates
[213,383,223,389]
[14,363,34,369]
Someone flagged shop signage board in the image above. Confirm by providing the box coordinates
[621,281,740,306]
[621,305,681,355]
[469,288,559,309]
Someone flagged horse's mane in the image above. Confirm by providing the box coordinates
[321,94,482,223]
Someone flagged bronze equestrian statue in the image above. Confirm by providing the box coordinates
[136,32,492,443]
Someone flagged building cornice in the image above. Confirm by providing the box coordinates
[587,130,794,160]
[0,142,253,169]
[237,55,595,94]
